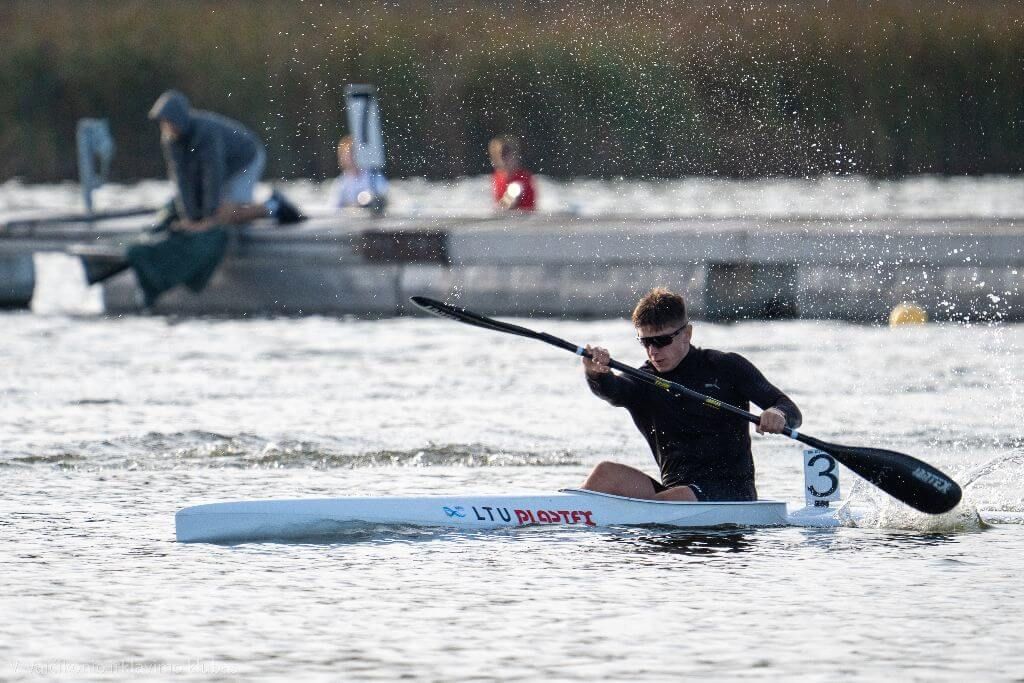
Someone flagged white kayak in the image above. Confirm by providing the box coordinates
[177,448,860,543]
[175,488,851,543]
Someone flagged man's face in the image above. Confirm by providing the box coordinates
[338,143,356,172]
[159,119,181,142]
[488,141,506,170]
[637,321,692,372]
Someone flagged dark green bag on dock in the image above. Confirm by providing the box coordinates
[127,227,228,307]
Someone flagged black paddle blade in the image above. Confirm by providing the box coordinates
[410,296,540,340]
[800,436,962,514]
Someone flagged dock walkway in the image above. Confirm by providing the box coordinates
[1,212,1021,320]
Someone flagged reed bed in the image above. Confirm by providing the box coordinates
[2,0,1021,180]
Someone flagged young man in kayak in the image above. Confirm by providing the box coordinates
[581,287,801,502]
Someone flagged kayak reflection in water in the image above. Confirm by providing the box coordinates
[581,287,802,503]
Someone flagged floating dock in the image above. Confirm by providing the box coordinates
[1,212,1021,321]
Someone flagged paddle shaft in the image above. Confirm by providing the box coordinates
[522,330,798,433]
[411,298,805,436]
[523,328,945,467]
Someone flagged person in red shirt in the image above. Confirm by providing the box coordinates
[489,136,536,211]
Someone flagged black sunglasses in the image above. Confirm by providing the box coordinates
[637,324,688,349]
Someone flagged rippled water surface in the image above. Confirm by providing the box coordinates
[2,312,1023,681]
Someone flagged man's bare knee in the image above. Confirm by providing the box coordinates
[584,461,627,486]
[581,461,657,498]
[590,460,621,478]
[654,486,698,502]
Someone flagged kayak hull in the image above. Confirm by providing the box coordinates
[176,488,795,543]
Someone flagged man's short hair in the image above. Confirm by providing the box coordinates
[632,288,688,328]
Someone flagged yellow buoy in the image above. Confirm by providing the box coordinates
[889,302,928,326]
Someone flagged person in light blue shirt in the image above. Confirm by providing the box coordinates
[330,136,388,212]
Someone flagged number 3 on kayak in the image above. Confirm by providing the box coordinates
[804,449,841,507]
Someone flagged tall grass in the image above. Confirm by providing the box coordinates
[1,0,1022,181]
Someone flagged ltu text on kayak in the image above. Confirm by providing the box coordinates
[444,505,597,526]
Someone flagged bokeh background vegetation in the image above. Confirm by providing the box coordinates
[1,0,1022,181]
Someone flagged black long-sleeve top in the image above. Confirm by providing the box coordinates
[587,346,801,500]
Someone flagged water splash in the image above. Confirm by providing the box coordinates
[836,477,988,532]
[959,450,1024,489]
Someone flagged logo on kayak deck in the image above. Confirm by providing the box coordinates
[445,505,596,526]
[513,508,596,526]
[911,467,953,495]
